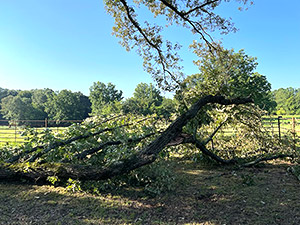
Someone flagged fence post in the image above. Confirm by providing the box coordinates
[14,121,17,143]
[270,117,274,137]
[45,118,48,128]
[278,116,282,139]
[292,117,296,151]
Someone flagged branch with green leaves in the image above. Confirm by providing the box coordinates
[105,0,251,90]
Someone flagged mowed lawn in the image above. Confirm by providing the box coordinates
[0,160,299,225]
[0,126,24,144]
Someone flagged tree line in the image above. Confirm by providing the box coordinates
[272,87,300,115]
[3,82,300,124]
[0,82,176,122]
[2,83,299,123]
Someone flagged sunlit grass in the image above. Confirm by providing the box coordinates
[0,126,67,146]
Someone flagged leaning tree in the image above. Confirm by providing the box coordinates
[0,0,296,183]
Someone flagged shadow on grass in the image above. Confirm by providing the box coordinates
[0,161,300,225]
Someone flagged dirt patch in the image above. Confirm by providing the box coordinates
[0,160,299,224]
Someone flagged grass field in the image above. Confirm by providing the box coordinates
[0,126,65,146]
[0,159,299,224]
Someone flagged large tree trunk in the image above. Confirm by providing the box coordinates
[0,95,253,182]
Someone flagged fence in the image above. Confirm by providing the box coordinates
[263,116,300,138]
[0,119,83,144]
[1,117,300,145]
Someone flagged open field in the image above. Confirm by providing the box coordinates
[0,159,299,225]
[0,126,66,146]
[0,119,81,145]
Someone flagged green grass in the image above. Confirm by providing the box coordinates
[0,126,66,146]
[0,159,299,224]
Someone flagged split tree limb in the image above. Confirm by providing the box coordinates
[242,154,294,167]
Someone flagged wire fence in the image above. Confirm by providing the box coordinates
[263,117,300,137]
[0,117,300,145]
[0,119,83,144]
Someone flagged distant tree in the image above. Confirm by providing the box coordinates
[31,89,54,119]
[45,90,91,120]
[0,88,18,119]
[122,83,163,115]
[78,95,92,118]
[1,95,42,121]
[272,88,300,115]
[0,88,18,100]
[89,82,123,115]
[31,89,53,111]
[122,83,175,118]
[156,97,177,118]
[18,90,33,99]
[293,91,300,115]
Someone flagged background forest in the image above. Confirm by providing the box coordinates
[1,83,299,122]
[0,81,176,121]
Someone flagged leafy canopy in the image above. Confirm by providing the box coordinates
[272,88,300,115]
[45,90,91,120]
[180,47,276,112]
[89,82,123,115]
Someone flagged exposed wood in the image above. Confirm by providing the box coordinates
[242,154,294,167]
[191,137,237,165]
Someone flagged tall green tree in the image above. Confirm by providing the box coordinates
[179,48,276,112]
[0,88,18,119]
[272,88,300,115]
[122,83,163,116]
[31,89,54,119]
[89,82,123,115]
[1,95,42,121]
[45,90,91,120]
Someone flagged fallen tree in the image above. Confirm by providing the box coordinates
[0,1,297,184]
[0,94,258,182]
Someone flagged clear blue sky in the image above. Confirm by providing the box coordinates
[0,0,299,98]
